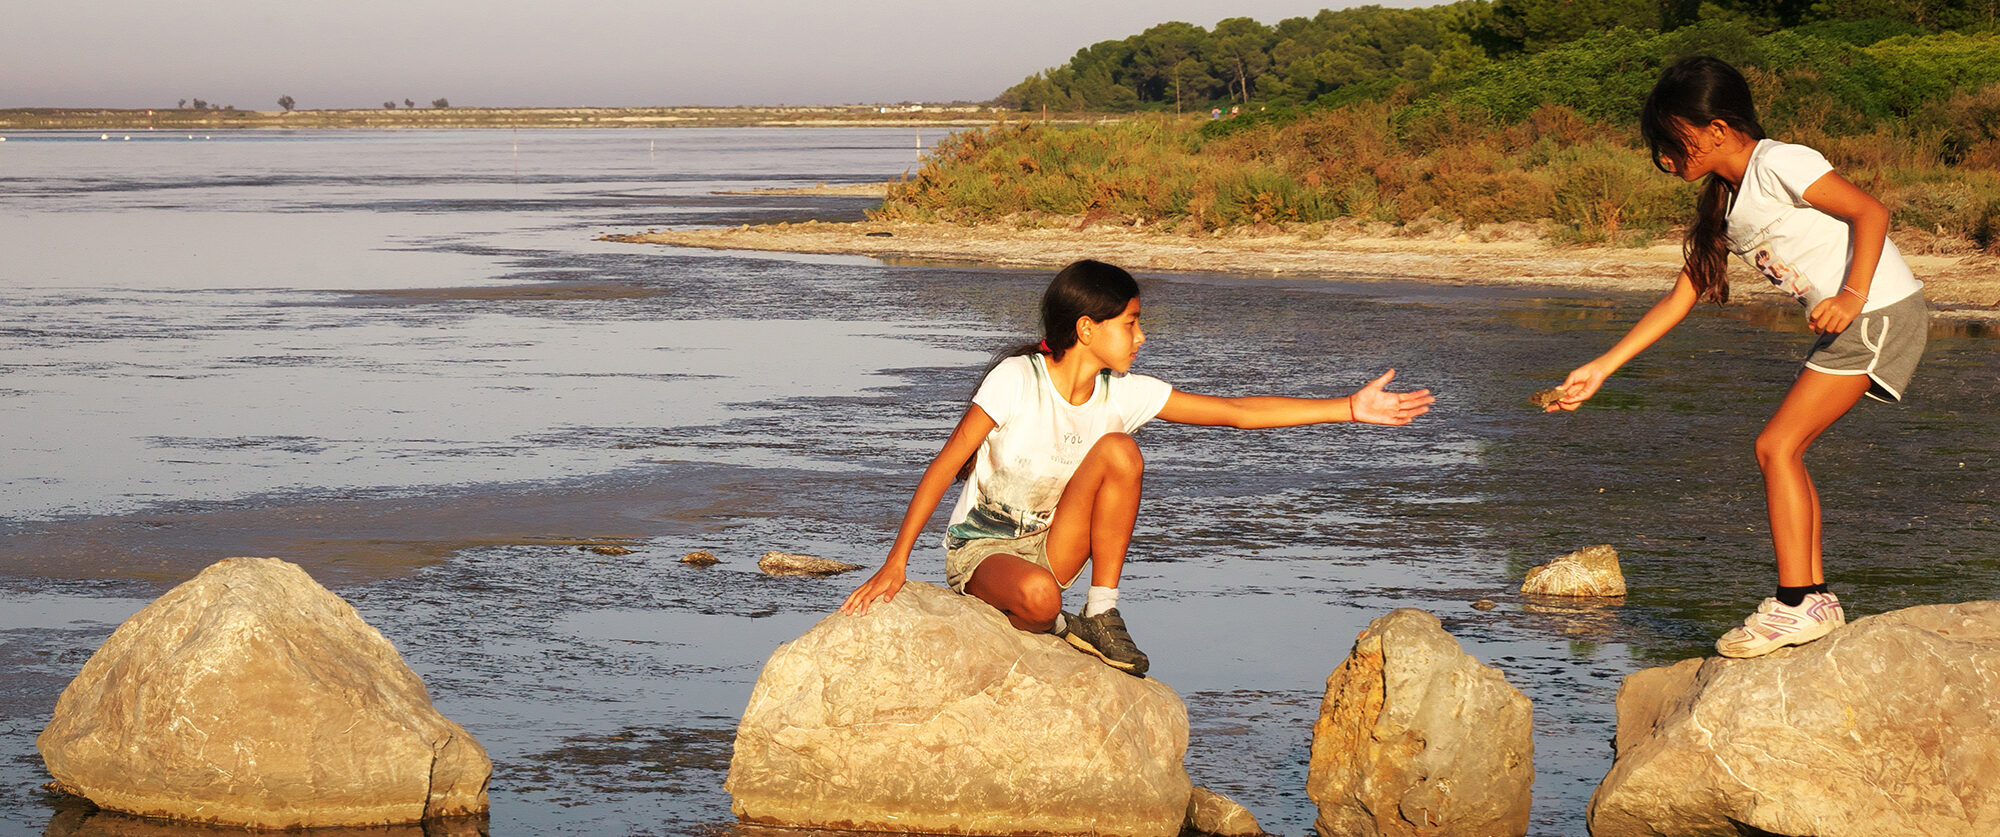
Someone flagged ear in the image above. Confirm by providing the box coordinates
[1073,314,1096,344]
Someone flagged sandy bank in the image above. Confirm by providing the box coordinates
[606,219,2000,322]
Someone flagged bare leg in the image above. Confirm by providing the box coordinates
[1754,370,1872,588]
[963,553,1061,632]
[1043,433,1144,589]
[963,433,1144,635]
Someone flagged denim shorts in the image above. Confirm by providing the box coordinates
[1803,291,1927,403]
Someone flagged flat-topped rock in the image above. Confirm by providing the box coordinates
[1589,600,2000,837]
[757,550,860,576]
[727,580,1191,836]
[37,556,489,829]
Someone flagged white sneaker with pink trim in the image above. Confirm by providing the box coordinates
[1714,593,1845,658]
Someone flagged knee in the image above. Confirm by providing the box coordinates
[1090,433,1145,478]
[1015,575,1062,624]
[1753,429,1802,470]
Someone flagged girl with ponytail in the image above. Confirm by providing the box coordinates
[840,259,1433,677]
[1548,56,1928,658]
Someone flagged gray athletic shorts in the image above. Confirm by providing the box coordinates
[943,529,1071,593]
[1803,290,1927,403]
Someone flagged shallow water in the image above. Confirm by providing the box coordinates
[3,129,1997,836]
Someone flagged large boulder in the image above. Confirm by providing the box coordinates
[1589,601,2000,837]
[37,557,489,828]
[726,580,1192,836]
[1307,608,1534,837]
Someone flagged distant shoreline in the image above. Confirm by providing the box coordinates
[608,218,2000,326]
[0,106,1115,132]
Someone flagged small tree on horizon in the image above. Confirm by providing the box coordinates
[431,97,450,108]
[278,95,296,112]
[383,100,397,109]
[404,98,415,108]
[178,98,187,109]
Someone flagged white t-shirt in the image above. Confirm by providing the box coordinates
[1727,139,1921,312]
[946,354,1174,541]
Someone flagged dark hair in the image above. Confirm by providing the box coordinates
[956,259,1140,480]
[1641,56,1765,305]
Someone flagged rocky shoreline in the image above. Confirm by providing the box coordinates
[607,218,2000,323]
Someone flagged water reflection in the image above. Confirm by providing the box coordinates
[43,800,489,837]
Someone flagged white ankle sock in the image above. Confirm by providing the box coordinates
[1050,612,1068,634]
[1084,585,1119,618]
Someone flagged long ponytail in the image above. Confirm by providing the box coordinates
[955,260,1140,480]
[1642,56,1765,305]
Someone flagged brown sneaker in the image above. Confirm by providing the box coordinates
[1065,608,1149,676]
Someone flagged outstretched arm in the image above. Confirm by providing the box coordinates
[1156,369,1433,428]
[839,405,995,616]
[1548,269,1698,412]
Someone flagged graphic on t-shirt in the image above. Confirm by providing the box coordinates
[1752,248,1811,305]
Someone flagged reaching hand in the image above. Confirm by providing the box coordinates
[1807,294,1862,335]
[1546,363,1610,412]
[1349,369,1434,425]
[838,564,906,616]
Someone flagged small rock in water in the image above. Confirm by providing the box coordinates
[1520,545,1627,597]
[758,551,861,576]
[1186,786,1263,836]
[1472,599,1498,611]
[1529,387,1565,408]
[681,550,721,566]
[865,230,894,237]
[583,545,633,556]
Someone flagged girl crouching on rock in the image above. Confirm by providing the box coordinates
[839,259,1434,676]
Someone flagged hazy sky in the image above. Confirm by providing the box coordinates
[4,0,1434,110]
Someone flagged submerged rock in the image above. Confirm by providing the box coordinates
[37,556,490,828]
[681,549,721,566]
[1589,601,2000,837]
[1308,608,1533,837]
[1187,786,1263,836]
[727,580,1191,836]
[1520,544,1626,597]
[757,550,860,576]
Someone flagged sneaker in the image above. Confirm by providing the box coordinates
[1065,607,1149,676]
[1714,594,1844,658]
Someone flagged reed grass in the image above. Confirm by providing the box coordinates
[875,95,2000,254]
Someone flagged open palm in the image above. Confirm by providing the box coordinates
[1350,369,1434,425]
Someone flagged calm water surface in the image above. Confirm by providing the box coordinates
[2,129,1996,836]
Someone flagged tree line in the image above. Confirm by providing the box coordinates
[998,0,2000,113]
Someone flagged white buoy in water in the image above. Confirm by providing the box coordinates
[100,134,109,140]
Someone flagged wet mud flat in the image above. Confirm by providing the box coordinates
[7,276,1997,836]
